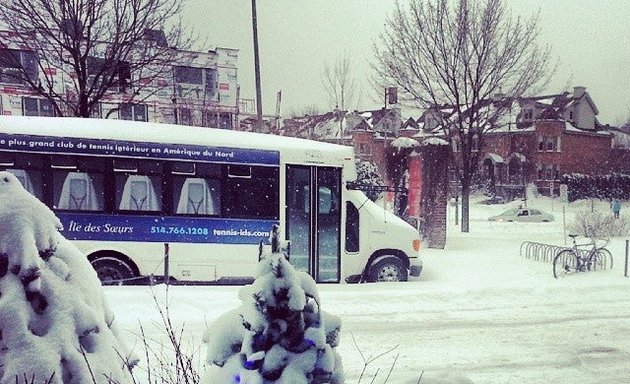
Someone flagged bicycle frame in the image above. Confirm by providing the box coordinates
[553,235,612,278]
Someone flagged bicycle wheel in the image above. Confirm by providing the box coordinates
[590,248,613,271]
[553,250,578,278]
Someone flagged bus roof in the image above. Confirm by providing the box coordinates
[0,116,357,171]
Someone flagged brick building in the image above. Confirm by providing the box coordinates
[481,120,612,199]
[416,86,630,199]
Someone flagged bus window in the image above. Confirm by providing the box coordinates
[174,177,221,215]
[52,156,104,211]
[117,174,161,211]
[114,159,162,212]
[345,201,360,252]
[224,166,278,219]
[1,153,44,200]
[172,162,221,215]
[303,186,336,214]
[56,172,103,210]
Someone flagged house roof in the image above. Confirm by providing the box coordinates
[281,108,404,141]
[608,128,630,149]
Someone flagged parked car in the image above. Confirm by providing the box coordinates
[488,207,554,222]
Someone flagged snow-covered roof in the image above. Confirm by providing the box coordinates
[611,129,630,149]
[422,137,449,146]
[391,136,419,148]
[562,121,610,136]
[484,153,504,164]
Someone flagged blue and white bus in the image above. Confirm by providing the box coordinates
[0,116,422,284]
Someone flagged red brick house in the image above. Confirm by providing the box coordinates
[416,86,629,199]
[480,119,612,198]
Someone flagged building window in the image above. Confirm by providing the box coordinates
[87,57,131,92]
[0,49,38,85]
[90,103,102,118]
[179,107,192,125]
[523,109,533,120]
[174,66,217,100]
[23,97,55,116]
[203,111,218,128]
[471,134,479,152]
[218,113,232,129]
[357,142,371,155]
[451,138,459,152]
[119,103,148,121]
[538,136,560,152]
[538,164,560,181]
[546,137,554,152]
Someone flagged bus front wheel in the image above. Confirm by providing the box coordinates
[368,257,408,282]
[91,257,136,285]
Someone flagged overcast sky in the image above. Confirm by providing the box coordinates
[184,0,630,125]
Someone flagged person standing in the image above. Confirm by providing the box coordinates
[612,199,621,219]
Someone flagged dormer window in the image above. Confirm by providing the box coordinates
[523,109,533,120]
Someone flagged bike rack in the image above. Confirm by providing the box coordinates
[520,241,588,263]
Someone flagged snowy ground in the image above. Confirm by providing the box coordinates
[106,196,630,383]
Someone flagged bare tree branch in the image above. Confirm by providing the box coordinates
[373,0,554,232]
[0,0,196,117]
[321,52,357,111]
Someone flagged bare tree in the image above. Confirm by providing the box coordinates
[373,0,553,232]
[0,0,194,117]
[321,52,358,111]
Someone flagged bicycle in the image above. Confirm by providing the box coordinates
[553,234,613,278]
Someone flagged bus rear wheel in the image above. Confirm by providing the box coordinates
[368,257,408,282]
[90,257,136,285]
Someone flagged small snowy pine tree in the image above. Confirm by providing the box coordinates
[355,160,384,202]
[0,171,137,384]
[202,225,343,384]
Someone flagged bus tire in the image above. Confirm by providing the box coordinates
[90,256,136,285]
[368,257,408,282]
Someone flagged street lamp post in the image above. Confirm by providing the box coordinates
[251,0,263,131]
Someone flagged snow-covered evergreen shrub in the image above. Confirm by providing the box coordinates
[202,226,343,384]
[0,171,137,384]
[567,209,630,238]
[354,160,384,202]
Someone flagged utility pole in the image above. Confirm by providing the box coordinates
[251,0,263,131]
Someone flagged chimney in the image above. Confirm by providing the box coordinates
[573,86,586,98]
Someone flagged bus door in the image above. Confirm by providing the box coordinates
[286,165,341,282]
